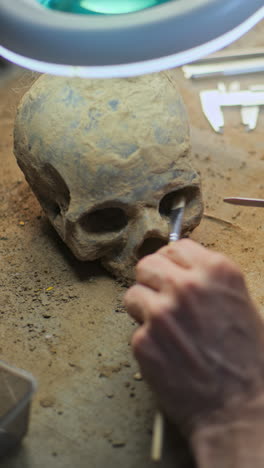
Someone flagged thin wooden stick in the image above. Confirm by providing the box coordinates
[151,410,165,461]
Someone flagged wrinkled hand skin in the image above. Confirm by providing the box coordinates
[124,239,264,438]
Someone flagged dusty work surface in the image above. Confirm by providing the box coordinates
[0,23,263,468]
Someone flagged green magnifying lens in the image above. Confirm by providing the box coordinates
[38,0,170,15]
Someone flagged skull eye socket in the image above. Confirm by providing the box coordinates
[159,187,200,217]
[80,207,128,233]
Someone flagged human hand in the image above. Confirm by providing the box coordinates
[124,239,264,436]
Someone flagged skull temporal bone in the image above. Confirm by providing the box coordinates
[14,73,203,282]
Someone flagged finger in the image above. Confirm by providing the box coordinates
[132,315,208,384]
[132,325,164,368]
[124,284,160,323]
[131,326,169,393]
[124,284,175,323]
[136,253,188,294]
[158,239,211,269]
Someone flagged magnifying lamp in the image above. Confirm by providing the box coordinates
[0,0,263,78]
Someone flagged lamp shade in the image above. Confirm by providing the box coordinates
[0,0,263,77]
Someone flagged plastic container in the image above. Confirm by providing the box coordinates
[0,361,36,458]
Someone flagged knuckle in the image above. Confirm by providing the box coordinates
[131,328,148,356]
[208,253,241,278]
[123,286,136,306]
[135,258,145,275]
[150,299,173,326]
[209,252,229,272]
[181,276,200,294]
[164,273,179,290]
[177,238,198,251]
[151,306,165,324]
[176,276,203,303]
[157,245,168,255]
[227,261,242,278]
[135,254,155,274]
[178,238,193,248]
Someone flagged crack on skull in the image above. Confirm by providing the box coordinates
[37,164,70,220]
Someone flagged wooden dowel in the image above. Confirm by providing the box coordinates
[151,410,164,462]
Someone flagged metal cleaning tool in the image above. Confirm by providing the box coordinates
[151,196,186,462]
[200,82,264,133]
[224,197,264,207]
[169,197,186,241]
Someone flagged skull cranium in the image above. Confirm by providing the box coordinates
[14,73,203,282]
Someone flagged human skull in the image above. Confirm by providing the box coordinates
[14,73,203,283]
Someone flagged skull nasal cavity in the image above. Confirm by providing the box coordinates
[81,207,128,233]
[137,237,167,259]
